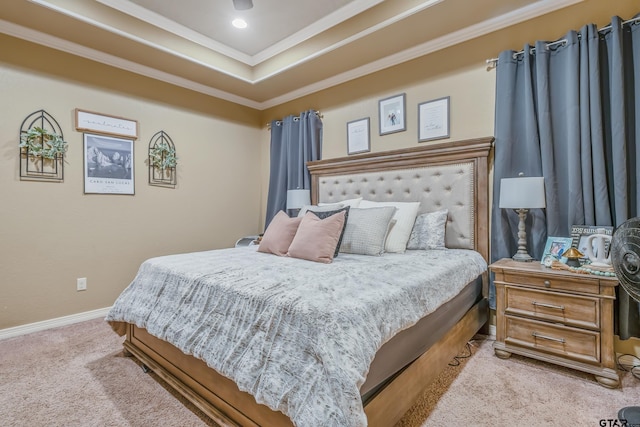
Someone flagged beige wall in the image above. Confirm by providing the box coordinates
[0,36,263,329]
[3,0,639,344]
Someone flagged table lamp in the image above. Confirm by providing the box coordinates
[499,174,546,262]
[286,189,310,216]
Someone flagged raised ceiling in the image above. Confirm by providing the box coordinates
[0,0,583,109]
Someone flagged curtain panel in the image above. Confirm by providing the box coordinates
[265,110,322,229]
[491,15,640,338]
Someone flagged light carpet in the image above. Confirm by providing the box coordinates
[0,318,638,426]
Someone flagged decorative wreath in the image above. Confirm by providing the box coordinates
[19,127,68,159]
[149,141,177,170]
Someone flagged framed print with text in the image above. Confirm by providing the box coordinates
[75,109,138,139]
[84,133,134,195]
[347,117,370,155]
[418,96,450,142]
[378,93,406,135]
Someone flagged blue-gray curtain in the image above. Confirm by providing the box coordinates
[491,15,640,338]
[265,110,322,228]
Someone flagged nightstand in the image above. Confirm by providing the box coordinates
[491,258,619,388]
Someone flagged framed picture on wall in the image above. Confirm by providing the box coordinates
[418,96,450,142]
[378,93,406,135]
[346,117,370,155]
[75,109,138,139]
[83,133,135,195]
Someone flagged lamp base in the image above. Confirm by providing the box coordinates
[511,208,534,262]
[512,252,534,262]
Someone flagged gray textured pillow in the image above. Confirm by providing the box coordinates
[407,209,448,250]
[339,206,396,256]
[298,203,344,217]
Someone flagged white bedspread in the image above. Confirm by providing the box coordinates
[106,247,487,426]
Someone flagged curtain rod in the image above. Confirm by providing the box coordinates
[485,15,640,69]
[266,111,323,130]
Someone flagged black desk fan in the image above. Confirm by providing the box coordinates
[610,217,640,424]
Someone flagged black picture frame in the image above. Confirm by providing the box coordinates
[83,133,135,195]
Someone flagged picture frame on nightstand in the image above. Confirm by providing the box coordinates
[540,236,573,265]
[570,225,614,265]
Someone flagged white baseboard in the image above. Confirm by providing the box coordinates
[0,307,112,341]
[488,324,496,338]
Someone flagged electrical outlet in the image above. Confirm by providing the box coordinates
[77,277,87,291]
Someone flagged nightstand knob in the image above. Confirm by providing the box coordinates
[543,280,551,288]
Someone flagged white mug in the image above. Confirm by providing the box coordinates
[585,233,612,267]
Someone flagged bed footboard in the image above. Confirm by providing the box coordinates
[122,296,488,427]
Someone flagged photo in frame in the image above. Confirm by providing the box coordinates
[540,236,573,265]
[347,117,370,155]
[378,93,406,135]
[84,133,134,195]
[418,96,450,142]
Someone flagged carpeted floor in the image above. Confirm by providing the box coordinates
[0,318,638,426]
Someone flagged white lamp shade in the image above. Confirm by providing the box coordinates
[499,176,546,209]
[286,189,311,210]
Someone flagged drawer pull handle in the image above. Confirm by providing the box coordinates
[532,332,565,343]
[543,280,551,287]
[532,301,565,310]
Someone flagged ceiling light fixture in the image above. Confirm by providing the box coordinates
[232,18,247,29]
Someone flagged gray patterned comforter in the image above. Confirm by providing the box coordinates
[106,246,487,426]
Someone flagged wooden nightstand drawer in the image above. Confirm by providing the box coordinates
[504,286,600,330]
[502,270,600,294]
[504,316,600,365]
[491,258,619,388]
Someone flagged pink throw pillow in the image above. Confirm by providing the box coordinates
[287,211,346,263]
[258,211,302,256]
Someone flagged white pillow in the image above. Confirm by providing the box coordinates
[359,200,420,253]
[318,197,362,208]
[407,209,448,250]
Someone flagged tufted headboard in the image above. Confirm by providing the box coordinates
[306,137,493,262]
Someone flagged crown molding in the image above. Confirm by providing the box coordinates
[0,0,584,110]
[258,0,585,109]
[0,19,262,109]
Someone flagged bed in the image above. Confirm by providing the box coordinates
[107,136,493,427]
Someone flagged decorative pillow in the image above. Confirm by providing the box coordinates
[298,203,344,217]
[359,200,421,253]
[318,196,362,208]
[287,211,347,263]
[258,211,302,256]
[339,206,396,256]
[407,209,449,250]
[307,206,350,257]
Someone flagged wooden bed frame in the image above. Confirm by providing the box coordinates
[121,136,494,426]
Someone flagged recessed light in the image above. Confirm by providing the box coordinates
[232,18,247,29]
